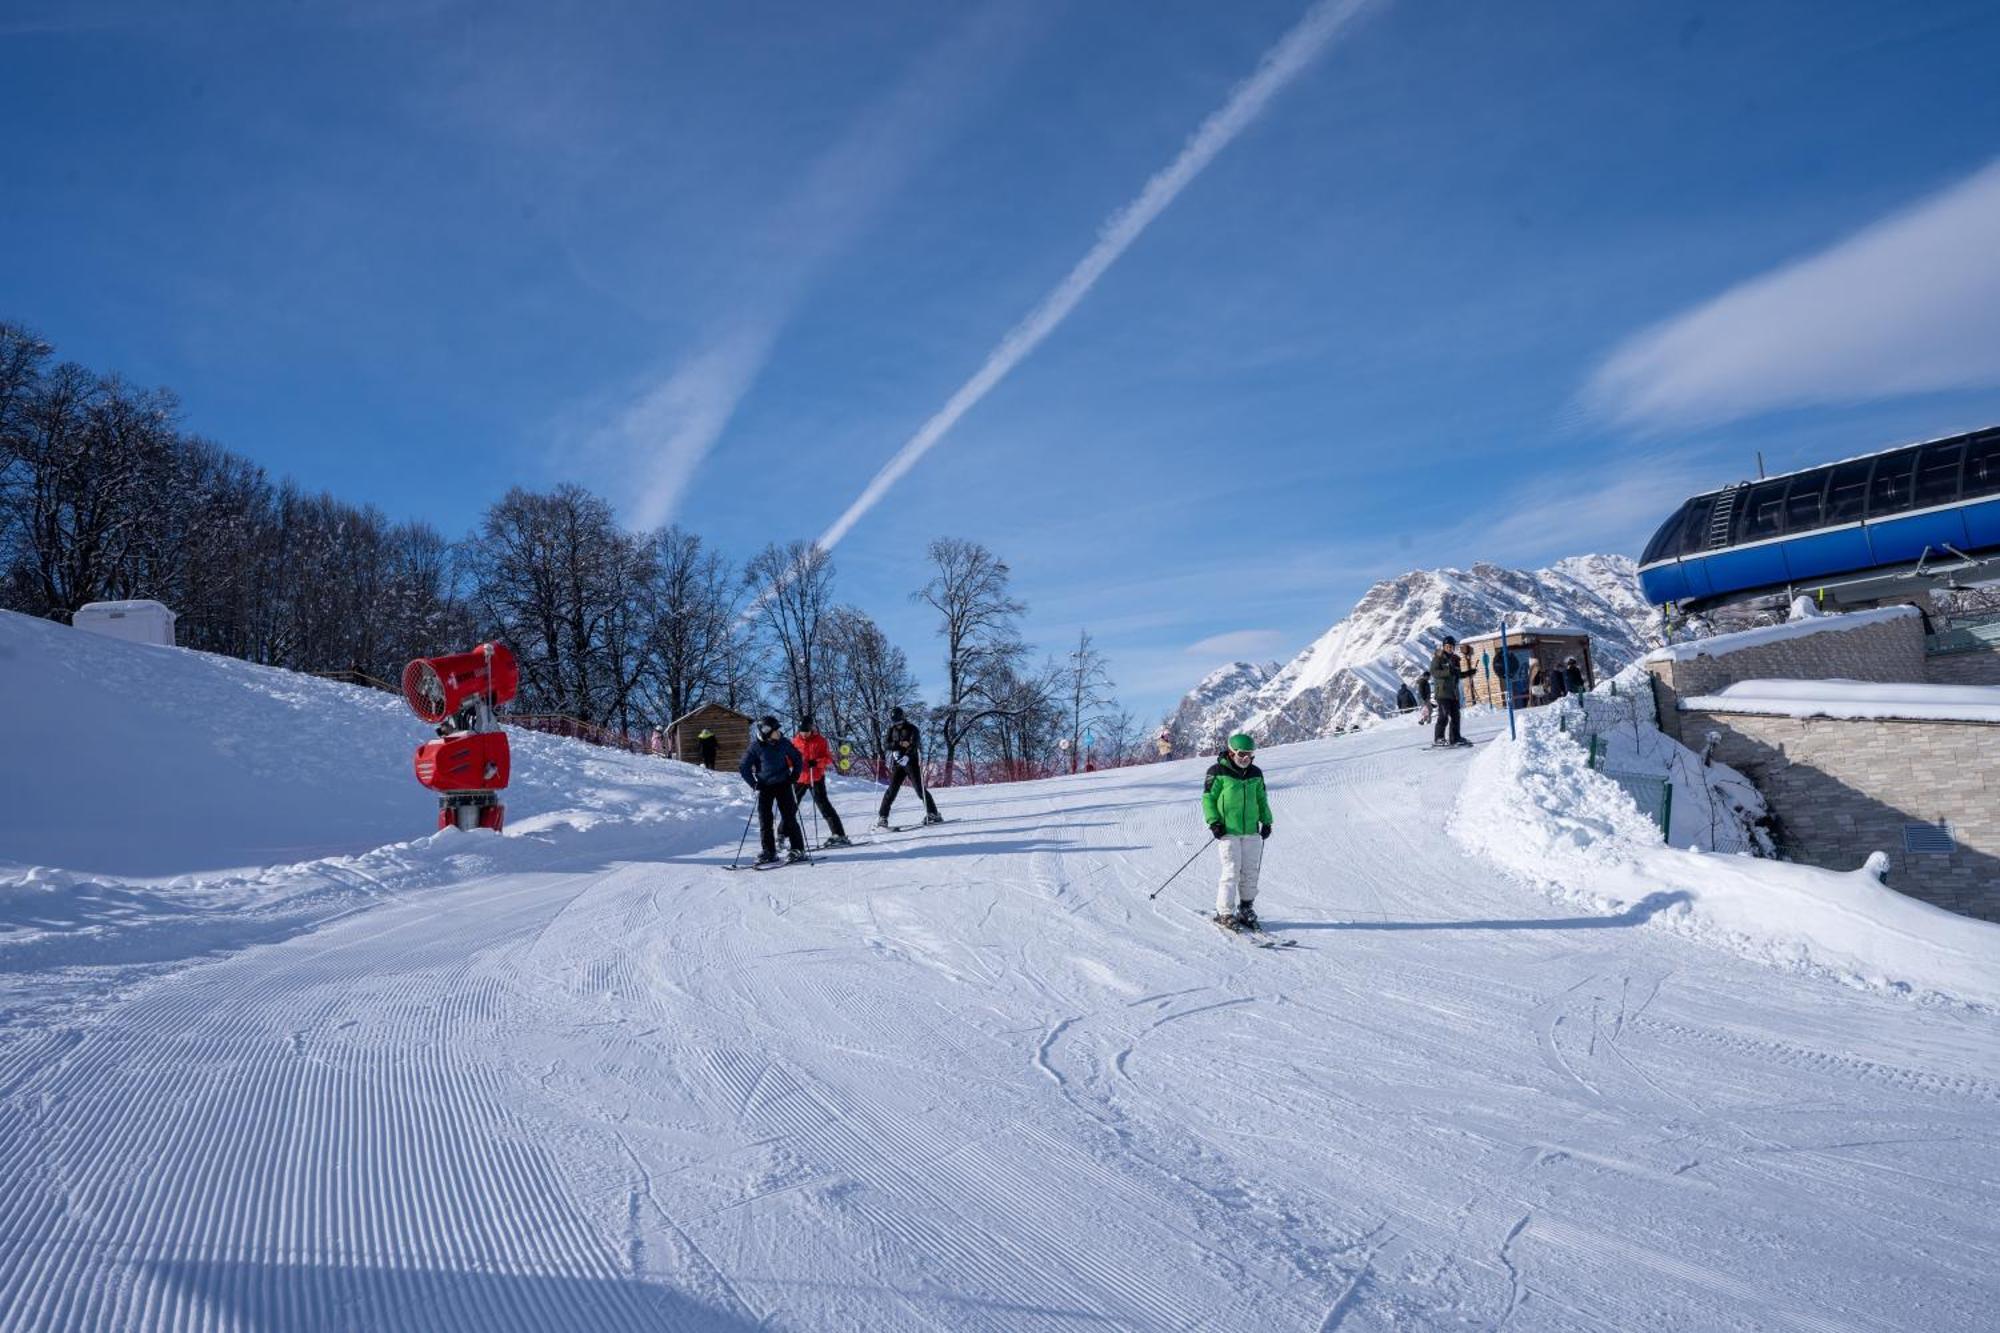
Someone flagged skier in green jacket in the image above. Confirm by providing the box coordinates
[1201,732,1274,929]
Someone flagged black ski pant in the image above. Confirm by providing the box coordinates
[1433,697,1463,745]
[757,781,805,857]
[878,758,940,821]
[798,777,846,839]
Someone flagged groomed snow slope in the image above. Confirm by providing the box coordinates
[3,623,1999,1330]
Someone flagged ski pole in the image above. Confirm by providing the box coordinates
[1148,841,1213,900]
[729,802,754,870]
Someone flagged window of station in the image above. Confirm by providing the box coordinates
[1913,439,1966,508]
[1677,495,1717,555]
[1825,461,1871,523]
[1742,481,1788,540]
[1783,470,1829,533]
[1865,449,1919,518]
[1640,504,1686,565]
[1964,431,2000,500]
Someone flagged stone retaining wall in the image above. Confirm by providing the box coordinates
[1678,709,2000,922]
[1648,613,1925,742]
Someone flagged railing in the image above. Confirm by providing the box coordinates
[509,714,655,755]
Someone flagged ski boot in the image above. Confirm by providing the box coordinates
[822,835,852,848]
[786,847,810,864]
[1212,910,1242,931]
[1232,903,1260,931]
[922,811,945,826]
[873,817,891,832]
[753,851,781,867]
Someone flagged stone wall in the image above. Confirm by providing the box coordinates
[1678,709,2000,922]
[1925,646,2000,686]
[1648,612,1925,742]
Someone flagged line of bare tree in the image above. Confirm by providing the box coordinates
[0,321,1147,776]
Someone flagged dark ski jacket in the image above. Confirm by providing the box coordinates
[1395,683,1418,712]
[1430,648,1473,703]
[887,719,922,762]
[1201,758,1273,837]
[1563,662,1587,694]
[740,736,803,788]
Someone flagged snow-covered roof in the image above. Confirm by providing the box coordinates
[1681,678,2000,723]
[75,599,175,617]
[1460,624,1594,641]
[1643,605,1916,664]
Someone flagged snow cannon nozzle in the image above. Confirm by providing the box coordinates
[401,643,518,724]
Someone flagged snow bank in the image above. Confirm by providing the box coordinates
[0,609,755,993]
[1683,678,2000,723]
[1452,688,2000,1009]
[1644,604,1916,664]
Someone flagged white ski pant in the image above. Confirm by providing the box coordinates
[1215,834,1264,914]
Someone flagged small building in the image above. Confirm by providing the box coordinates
[73,600,177,647]
[1454,625,1594,709]
[668,703,752,773]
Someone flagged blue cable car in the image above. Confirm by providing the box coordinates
[1638,426,2000,611]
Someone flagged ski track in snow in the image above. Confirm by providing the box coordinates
[3,723,1999,1330]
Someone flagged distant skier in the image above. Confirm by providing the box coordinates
[697,727,719,770]
[739,716,809,865]
[792,715,852,847]
[1416,671,1433,725]
[1395,680,1418,714]
[1563,656,1587,695]
[875,706,943,829]
[1203,733,1273,929]
[1430,637,1475,747]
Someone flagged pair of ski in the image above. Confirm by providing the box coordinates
[1196,909,1299,949]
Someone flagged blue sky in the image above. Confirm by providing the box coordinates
[7,0,2000,722]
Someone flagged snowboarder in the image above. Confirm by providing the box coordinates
[1430,637,1475,747]
[1202,733,1272,929]
[739,716,809,865]
[792,715,851,847]
[696,727,719,770]
[875,706,942,829]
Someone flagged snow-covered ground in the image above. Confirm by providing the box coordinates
[3,613,1999,1331]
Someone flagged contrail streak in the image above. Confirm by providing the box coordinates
[816,0,1378,552]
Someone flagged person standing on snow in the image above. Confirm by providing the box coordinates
[875,706,943,829]
[1563,656,1587,695]
[1203,733,1273,929]
[739,716,809,865]
[791,715,852,847]
[1430,636,1475,747]
[696,727,719,770]
[1417,670,1433,725]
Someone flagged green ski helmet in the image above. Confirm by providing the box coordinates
[1226,733,1256,753]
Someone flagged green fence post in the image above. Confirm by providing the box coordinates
[1660,782,1673,842]
[1588,735,1601,769]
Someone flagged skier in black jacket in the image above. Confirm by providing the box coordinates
[874,706,943,829]
[739,716,809,864]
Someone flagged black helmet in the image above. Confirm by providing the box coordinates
[757,715,781,736]
[891,706,906,721]
[1441,634,1458,647]
[799,714,814,731]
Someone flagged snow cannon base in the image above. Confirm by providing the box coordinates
[437,791,504,833]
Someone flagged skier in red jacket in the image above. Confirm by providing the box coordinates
[792,716,853,847]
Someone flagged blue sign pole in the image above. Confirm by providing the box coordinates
[1498,622,1518,740]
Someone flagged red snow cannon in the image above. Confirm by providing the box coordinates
[402,643,519,724]
[403,641,516,833]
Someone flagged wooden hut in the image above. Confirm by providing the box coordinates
[1454,626,1596,710]
[668,703,753,772]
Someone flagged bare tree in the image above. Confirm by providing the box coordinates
[821,604,919,765]
[914,537,1027,784]
[636,526,737,725]
[744,540,834,724]
[1059,628,1117,773]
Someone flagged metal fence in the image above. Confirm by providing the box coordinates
[1559,681,1675,843]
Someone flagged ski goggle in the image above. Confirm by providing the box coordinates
[1230,748,1254,761]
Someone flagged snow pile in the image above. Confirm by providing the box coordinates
[1645,604,1916,664]
[1683,678,2000,723]
[1172,554,1661,751]
[1453,684,2000,1008]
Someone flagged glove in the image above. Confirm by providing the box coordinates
[1209,821,1227,840]
[1259,823,1272,840]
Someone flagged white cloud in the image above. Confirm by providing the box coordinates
[1185,629,1288,658]
[590,3,1041,529]
[1584,157,2000,429]
[816,0,1382,552]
